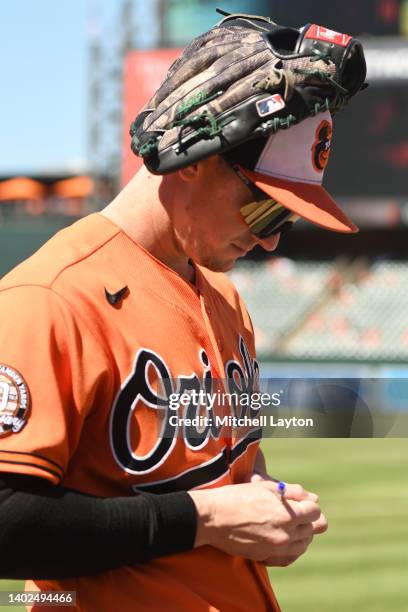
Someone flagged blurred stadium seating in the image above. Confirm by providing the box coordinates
[230,258,408,362]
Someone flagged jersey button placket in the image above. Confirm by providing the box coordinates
[203,303,224,352]
[199,296,232,471]
[200,298,226,383]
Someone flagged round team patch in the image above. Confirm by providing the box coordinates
[0,365,30,437]
[312,120,332,172]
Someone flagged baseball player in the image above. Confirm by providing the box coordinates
[0,12,366,612]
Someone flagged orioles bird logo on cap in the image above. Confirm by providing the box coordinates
[312,120,332,172]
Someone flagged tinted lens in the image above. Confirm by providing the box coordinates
[258,219,295,239]
[240,198,298,238]
[257,215,296,238]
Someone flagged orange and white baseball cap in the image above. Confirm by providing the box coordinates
[225,110,358,233]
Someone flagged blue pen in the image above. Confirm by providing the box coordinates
[277,481,286,500]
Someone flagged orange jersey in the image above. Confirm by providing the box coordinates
[0,213,280,612]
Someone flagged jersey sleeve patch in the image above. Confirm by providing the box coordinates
[0,364,30,437]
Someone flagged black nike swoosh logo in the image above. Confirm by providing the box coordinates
[104,286,128,305]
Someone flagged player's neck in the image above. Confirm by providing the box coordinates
[101,167,194,284]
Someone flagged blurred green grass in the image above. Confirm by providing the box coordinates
[263,438,408,612]
[0,439,406,611]
[0,581,24,612]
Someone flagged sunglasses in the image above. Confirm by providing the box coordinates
[229,164,299,239]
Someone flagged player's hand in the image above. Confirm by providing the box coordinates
[253,479,329,564]
[250,474,319,503]
[257,481,328,566]
[188,481,328,565]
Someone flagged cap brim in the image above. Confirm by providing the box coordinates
[240,167,358,234]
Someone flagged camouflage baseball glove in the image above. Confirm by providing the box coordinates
[130,10,367,174]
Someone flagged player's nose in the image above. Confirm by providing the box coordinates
[255,233,281,252]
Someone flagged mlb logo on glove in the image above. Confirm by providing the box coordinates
[256,94,286,118]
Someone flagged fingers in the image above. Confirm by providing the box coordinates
[312,512,329,534]
[283,499,322,525]
[254,480,319,503]
[264,555,301,567]
[262,535,313,567]
[261,511,328,567]
[288,535,313,557]
[293,522,314,541]
[248,472,265,484]
[254,482,324,532]
[284,483,319,503]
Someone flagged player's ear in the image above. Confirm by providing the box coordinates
[178,163,199,182]
[177,156,218,182]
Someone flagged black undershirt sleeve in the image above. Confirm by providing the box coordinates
[0,473,197,580]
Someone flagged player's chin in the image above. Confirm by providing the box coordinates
[195,244,249,272]
[198,253,237,273]
[222,247,251,270]
[203,260,235,273]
